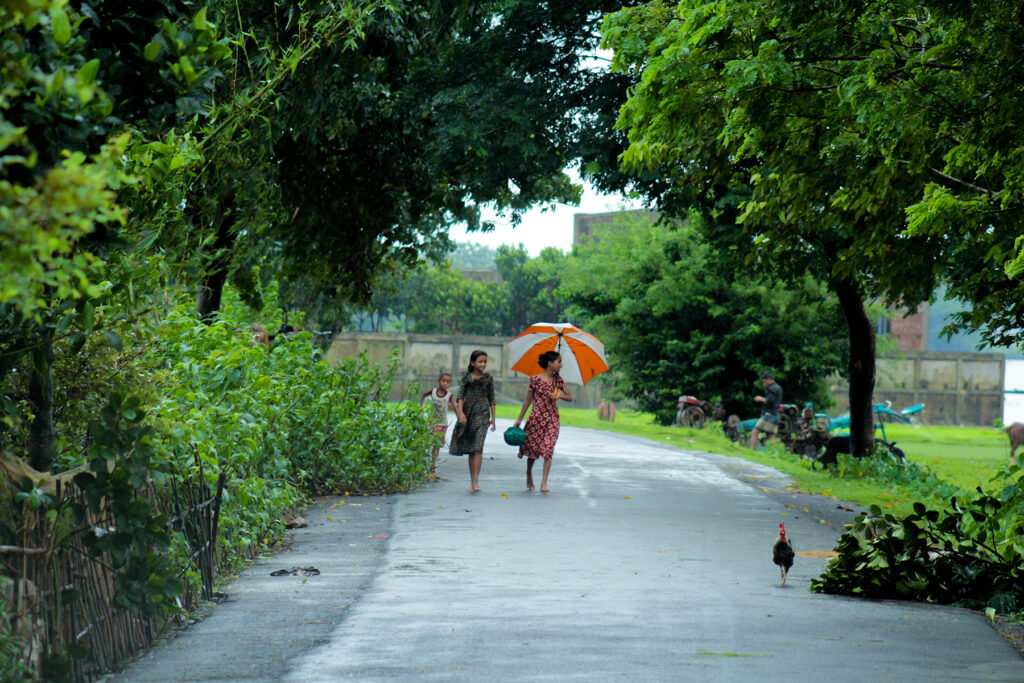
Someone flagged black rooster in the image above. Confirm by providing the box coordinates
[773,523,795,586]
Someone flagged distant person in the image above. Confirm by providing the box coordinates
[512,351,574,492]
[449,350,496,492]
[750,371,783,450]
[421,372,456,475]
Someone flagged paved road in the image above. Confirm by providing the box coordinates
[116,420,1024,682]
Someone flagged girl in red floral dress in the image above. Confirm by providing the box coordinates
[512,351,573,492]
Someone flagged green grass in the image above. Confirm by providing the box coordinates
[495,405,1016,517]
[881,422,1010,491]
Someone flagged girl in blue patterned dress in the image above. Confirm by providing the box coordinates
[449,350,496,492]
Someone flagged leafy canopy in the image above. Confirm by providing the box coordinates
[560,217,847,423]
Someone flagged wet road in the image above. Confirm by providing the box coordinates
[281,421,1023,682]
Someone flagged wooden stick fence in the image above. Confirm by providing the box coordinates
[1,458,226,681]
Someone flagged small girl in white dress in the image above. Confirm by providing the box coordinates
[420,372,456,474]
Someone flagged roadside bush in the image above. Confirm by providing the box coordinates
[812,463,1024,612]
[149,306,434,566]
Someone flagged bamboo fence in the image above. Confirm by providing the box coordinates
[1,457,226,681]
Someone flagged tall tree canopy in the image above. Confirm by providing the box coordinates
[602,1,954,453]
[561,219,847,424]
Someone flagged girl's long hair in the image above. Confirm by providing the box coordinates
[467,350,487,374]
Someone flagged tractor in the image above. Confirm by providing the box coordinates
[675,395,724,429]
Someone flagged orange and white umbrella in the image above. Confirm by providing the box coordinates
[508,322,609,386]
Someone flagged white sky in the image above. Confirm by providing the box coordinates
[448,177,644,256]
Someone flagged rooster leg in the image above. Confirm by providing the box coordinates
[780,568,788,586]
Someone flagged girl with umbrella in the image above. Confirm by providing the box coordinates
[512,351,574,492]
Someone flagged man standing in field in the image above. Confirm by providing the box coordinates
[750,371,783,450]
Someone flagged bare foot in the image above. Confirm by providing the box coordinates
[540,486,550,493]
[526,476,535,490]
[472,485,482,492]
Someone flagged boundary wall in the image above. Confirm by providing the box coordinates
[830,351,1004,426]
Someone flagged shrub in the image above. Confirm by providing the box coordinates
[812,464,1024,612]
[149,306,434,565]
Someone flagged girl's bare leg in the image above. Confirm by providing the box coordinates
[430,447,439,474]
[540,458,552,492]
[467,452,482,492]
[525,458,535,490]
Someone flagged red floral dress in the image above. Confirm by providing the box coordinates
[518,374,566,460]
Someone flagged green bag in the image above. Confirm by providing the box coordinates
[503,425,527,446]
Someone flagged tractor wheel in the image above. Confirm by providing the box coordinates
[682,406,706,429]
[814,415,831,431]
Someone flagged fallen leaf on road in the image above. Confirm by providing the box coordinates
[501,493,509,499]
[375,535,388,539]
[438,505,445,509]
[796,550,838,558]
[624,495,631,499]
[760,487,774,493]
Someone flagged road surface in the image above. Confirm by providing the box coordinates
[115,420,1024,681]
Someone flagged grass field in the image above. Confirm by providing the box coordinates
[494,404,1017,517]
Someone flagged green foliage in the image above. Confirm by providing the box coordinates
[0,595,31,683]
[603,0,1024,353]
[450,242,497,270]
[358,261,505,336]
[73,392,182,617]
[560,217,847,423]
[495,245,569,335]
[347,243,574,337]
[601,0,956,453]
[149,305,434,563]
[812,464,1024,613]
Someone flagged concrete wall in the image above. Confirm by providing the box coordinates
[326,334,1003,425]
[324,332,610,409]
[829,351,1004,426]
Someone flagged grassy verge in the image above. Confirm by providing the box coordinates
[495,405,1013,517]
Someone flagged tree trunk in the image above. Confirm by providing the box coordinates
[196,201,236,323]
[28,334,55,472]
[832,277,876,457]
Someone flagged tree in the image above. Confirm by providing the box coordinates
[450,242,498,270]
[560,218,847,424]
[236,0,643,317]
[1,0,230,470]
[495,245,569,333]
[794,1,1024,350]
[602,1,949,453]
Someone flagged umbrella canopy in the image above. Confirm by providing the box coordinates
[508,322,609,386]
